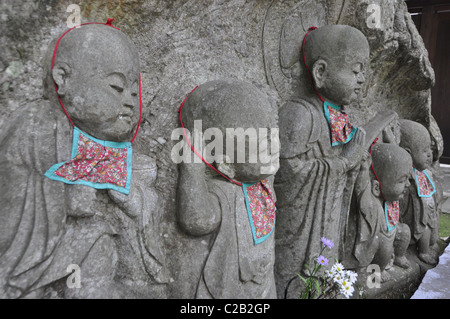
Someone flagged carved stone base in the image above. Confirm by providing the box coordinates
[356,245,442,299]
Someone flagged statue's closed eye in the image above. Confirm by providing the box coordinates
[110,84,124,93]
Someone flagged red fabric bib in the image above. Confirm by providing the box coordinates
[242,178,276,244]
[324,102,357,146]
[385,201,399,231]
[414,168,436,198]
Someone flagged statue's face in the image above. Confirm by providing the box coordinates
[381,166,411,201]
[221,126,280,183]
[410,135,433,171]
[55,28,140,142]
[218,122,280,183]
[66,53,139,142]
[320,51,368,106]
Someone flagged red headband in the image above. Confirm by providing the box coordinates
[369,138,386,200]
[51,18,142,143]
[302,26,325,103]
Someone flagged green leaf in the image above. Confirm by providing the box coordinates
[297,273,307,284]
[315,280,321,296]
[304,263,311,273]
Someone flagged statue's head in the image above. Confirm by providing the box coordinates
[303,25,370,105]
[370,143,412,202]
[51,24,140,142]
[181,79,280,183]
[399,120,432,172]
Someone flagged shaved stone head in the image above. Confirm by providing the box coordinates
[303,25,370,105]
[180,79,279,183]
[371,143,412,201]
[399,119,433,171]
[303,25,370,70]
[50,24,141,142]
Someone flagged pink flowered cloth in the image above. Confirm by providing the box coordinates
[245,178,276,242]
[415,169,435,197]
[385,201,399,231]
[326,104,355,145]
[54,133,128,187]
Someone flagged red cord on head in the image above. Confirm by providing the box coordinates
[130,74,143,143]
[178,87,243,187]
[302,26,325,103]
[369,138,385,201]
[52,20,144,144]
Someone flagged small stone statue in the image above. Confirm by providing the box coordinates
[399,120,439,265]
[353,142,412,282]
[275,25,368,298]
[0,22,167,298]
[175,79,280,298]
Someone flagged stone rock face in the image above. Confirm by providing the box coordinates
[0,0,444,298]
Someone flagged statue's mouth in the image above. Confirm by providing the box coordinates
[118,113,133,122]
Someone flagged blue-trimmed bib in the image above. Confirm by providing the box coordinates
[241,178,276,245]
[45,127,132,194]
[323,101,357,146]
[414,168,436,198]
[384,201,399,231]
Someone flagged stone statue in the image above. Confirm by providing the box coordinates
[175,79,280,298]
[274,25,369,298]
[352,142,412,282]
[0,22,167,298]
[399,120,439,265]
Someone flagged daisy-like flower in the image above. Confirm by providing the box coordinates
[333,274,343,285]
[326,269,334,279]
[321,237,334,249]
[345,270,358,284]
[332,262,345,273]
[316,255,328,266]
[341,284,355,299]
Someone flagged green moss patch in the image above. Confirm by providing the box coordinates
[440,213,450,239]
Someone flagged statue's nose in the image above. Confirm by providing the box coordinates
[123,88,137,110]
[357,72,365,84]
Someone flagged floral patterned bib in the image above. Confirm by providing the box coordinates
[384,201,399,231]
[323,101,357,146]
[44,20,142,195]
[45,127,132,194]
[414,168,436,198]
[242,178,276,245]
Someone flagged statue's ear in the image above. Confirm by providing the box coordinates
[371,179,381,197]
[311,58,327,89]
[216,161,236,180]
[402,146,412,155]
[52,62,71,96]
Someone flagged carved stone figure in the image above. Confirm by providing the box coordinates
[0,22,167,298]
[352,142,412,282]
[174,79,280,298]
[0,0,446,300]
[399,120,439,265]
[274,24,369,298]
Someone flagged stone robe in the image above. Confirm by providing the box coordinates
[0,101,167,298]
[274,97,358,298]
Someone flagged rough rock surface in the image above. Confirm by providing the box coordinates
[0,0,443,298]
